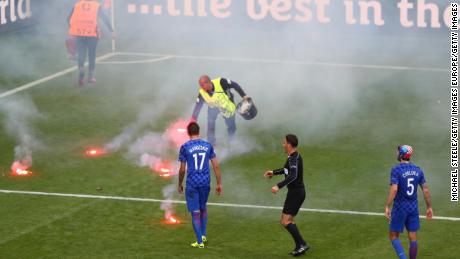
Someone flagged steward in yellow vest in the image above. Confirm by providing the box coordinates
[191,75,251,145]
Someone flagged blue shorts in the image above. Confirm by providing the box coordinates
[390,209,420,233]
[185,186,210,212]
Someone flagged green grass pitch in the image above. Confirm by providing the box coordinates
[0,32,457,258]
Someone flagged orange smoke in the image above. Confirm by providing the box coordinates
[164,119,189,148]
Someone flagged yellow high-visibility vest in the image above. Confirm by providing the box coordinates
[199,78,236,118]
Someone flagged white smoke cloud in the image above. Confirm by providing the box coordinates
[131,134,180,220]
[104,103,170,152]
[216,134,261,163]
[128,132,168,159]
[0,96,44,168]
[161,182,178,219]
[106,113,185,220]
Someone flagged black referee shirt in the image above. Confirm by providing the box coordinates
[273,151,305,190]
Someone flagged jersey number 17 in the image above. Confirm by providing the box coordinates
[193,152,206,171]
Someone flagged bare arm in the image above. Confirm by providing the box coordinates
[210,157,222,195]
[385,184,398,220]
[191,95,204,121]
[177,162,186,194]
[421,183,433,219]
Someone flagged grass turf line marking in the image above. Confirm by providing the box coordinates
[98,55,174,65]
[116,52,447,73]
[0,53,116,99]
[1,189,459,222]
[0,51,446,100]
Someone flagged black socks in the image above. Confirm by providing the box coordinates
[285,223,306,249]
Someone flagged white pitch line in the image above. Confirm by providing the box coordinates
[116,51,447,73]
[115,52,165,57]
[0,52,116,99]
[0,50,446,100]
[98,55,173,65]
[1,189,459,222]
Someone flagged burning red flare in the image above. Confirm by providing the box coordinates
[164,215,181,224]
[165,119,189,148]
[85,147,105,157]
[154,160,176,178]
[11,161,32,176]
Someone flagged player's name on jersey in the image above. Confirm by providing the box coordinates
[402,171,419,178]
[188,145,209,153]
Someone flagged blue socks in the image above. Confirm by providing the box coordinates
[391,238,407,259]
[191,211,202,244]
[409,241,418,259]
[200,209,208,237]
[390,238,417,259]
[191,210,208,243]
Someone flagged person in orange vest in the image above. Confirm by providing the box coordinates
[68,0,115,86]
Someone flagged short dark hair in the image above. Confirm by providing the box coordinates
[285,134,298,147]
[187,122,200,136]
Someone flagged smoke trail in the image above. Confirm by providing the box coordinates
[13,139,33,167]
[161,182,178,220]
[104,103,169,152]
[128,132,168,159]
[135,136,181,221]
[217,134,260,163]
[0,96,43,172]
[138,153,161,170]
[120,118,186,221]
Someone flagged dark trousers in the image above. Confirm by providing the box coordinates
[207,107,236,146]
[76,36,98,77]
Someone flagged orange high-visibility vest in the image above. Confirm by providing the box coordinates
[103,0,111,9]
[69,0,100,37]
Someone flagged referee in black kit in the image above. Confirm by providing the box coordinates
[264,134,309,256]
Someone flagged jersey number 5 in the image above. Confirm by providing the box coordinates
[193,152,206,171]
[406,178,415,196]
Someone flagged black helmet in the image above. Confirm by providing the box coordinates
[237,98,257,120]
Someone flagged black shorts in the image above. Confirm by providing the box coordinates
[282,188,306,216]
